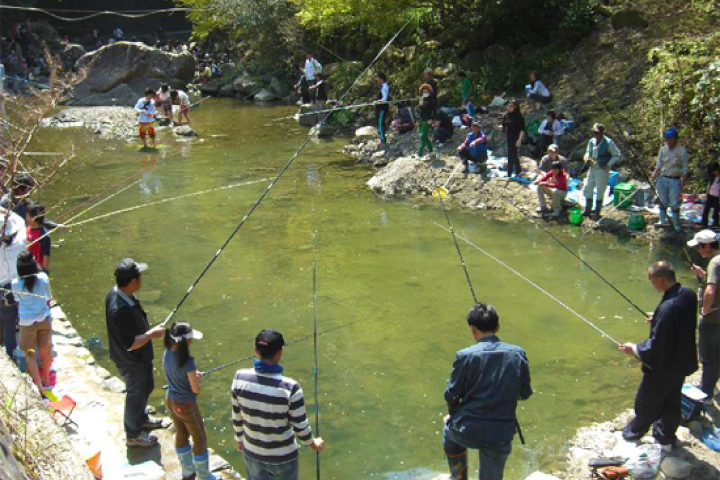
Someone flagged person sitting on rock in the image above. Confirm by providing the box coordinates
[391,103,414,135]
[417,83,436,158]
[170,89,191,125]
[535,161,568,218]
[457,121,488,174]
[432,110,454,146]
[536,110,563,157]
[537,144,568,174]
[526,71,552,111]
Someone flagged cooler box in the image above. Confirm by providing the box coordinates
[681,384,707,420]
[525,84,532,95]
[613,183,636,208]
[607,171,620,189]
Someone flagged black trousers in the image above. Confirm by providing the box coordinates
[623,374,684,445]
[507,138,521,177]
[433,127,453,144]
[702,195,720,227]
[118,363,154,438]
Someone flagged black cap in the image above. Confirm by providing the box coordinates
[13,172,35,189]
[255,329,285,358]
[114,258,148,282]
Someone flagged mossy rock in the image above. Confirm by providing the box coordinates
[611,9,649,30]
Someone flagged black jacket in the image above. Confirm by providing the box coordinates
[105,287,153,368]
[637,283,698,377]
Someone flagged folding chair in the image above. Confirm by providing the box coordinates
[48,395,78,427]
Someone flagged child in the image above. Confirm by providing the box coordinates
[25,201,50,273]
[163,322,216,480]
[12,251,53,397]
[171,89,191,125]
[702,161,720,228]
[134,88,157,149]
[158,84,173,122]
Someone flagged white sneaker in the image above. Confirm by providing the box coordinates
[126,431,158,448]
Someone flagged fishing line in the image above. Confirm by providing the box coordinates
[0,5,196,21]
[310,198,321,480]
[497,190,648,318]
[274,98,418,122]
[158,19,412,328]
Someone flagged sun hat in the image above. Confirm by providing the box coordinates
[169,322,203,342]
[687,229,718,247]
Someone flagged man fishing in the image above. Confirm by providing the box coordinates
[443,303,532,480]
[619,261,697,451]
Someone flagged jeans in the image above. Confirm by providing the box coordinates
[699,320,720,398]
[243,454,299,480]
[656,176,682,210]
[0,302,18,359]
[622,374,684,445]
[118,363,154,438]
[702,195,720,227]
[443,425,512,480]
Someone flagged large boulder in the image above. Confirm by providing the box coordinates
[217,83,235,97]
[71,83,140,106]
[232,74,260,96]
[253,89,276,103]
[72,42,195,105]
[612,9,649,29]
[270,77,289,97]
[60,43,86,69]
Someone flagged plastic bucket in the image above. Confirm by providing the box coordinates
[569,208,584,225]
[628,214,646,231]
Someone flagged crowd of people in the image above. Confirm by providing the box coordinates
[133,84,193,148]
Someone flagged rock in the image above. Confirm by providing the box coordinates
[660,457,692,478]
[73,42,195,105]
[270,77,289,97]
[355,126,378,139]
[253,89,276,103]
[217,83,235,97]
[232,74,259,95]
[174,125,198,137]
[298,106,320,127]
[71,83,140,106]
[433,64,455,78]
[199,81,222,96]
[95,367,111,379]
[612,9,649,30]
[403,46,416,62]
[0,429,29,480]
[219,62,236,77]
[524,473,561,480]
[102,376,126,393]
[687,420,704,436]
[60,43,86,69]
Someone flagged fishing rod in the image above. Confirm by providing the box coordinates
[428,169,524,445]
[497,190,649,319]
[311,198,321,480]
[189,96,211,108]
[274,98,418,122]
[27,177,271,249]
[158,19,413,328]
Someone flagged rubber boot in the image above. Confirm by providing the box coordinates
[193,453,218,480]
[670,208,682,232]
[176,445,195,479]
[447,451,468,480]
[582,198,593,217]
[592,200,602,221]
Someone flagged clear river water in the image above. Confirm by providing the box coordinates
[35,100,695,480]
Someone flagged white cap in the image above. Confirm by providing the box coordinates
[170,328,203,342]
[687,229,719,247]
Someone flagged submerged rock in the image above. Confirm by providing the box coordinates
[173,125,198,137]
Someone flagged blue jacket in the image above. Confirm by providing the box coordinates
[445,335,532,444]
[637,283,697,378]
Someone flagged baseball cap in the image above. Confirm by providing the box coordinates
[592,123,605,134]
[114,258,148,281]
[664,126,678,139]
[687,229,718,247]
[169,321,204,342]
[255,329,285,358]
[547,144,559,153]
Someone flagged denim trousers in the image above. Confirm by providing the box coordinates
[443,425,512,480]
[243,454,298,480]
[656,176,682,210]
[118,363,154,438]
[699,320,720,398]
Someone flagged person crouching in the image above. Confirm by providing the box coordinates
[535,161,568,218]
[457,121,488,174]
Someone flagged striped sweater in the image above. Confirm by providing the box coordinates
[231,369,314,464]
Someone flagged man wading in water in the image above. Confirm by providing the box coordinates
[443,303,532,480]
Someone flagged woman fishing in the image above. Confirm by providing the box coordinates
[163,321,216,480]
[12,250,53,397]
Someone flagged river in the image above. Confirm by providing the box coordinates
[35,99,693,480]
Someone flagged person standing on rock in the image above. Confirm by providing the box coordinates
[232,329,325,480]
[689,230,720,404]
[443,303,532,480]
[375,73,390,147]
[651,127,688,233]
[423,68,438,104]
[171,89,192,125]
[459,71,473,110]
[0,206,26,360]
[582,123,621,220]
[619,261,697,452]
[417,83,436,158]
[134,88,158,149]
[301,53,321,89]
[105,258,165,448]
[497,99,526,178]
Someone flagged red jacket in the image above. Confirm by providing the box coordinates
[537,170,568,191]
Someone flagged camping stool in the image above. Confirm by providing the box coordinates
[48,395,78,427]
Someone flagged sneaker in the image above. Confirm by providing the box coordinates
[126,432,158,448]
[143,416,164,429]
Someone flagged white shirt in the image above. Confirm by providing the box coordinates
[538,119,564,140]
[177,90,190,107]
[379,83,390,102]
[0,211,27,284]
[529,80,550,97]
[304,59,318,81]
[114,28,124,39]
[134,97,157,123]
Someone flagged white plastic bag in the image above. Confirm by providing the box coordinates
[628,444,662,479]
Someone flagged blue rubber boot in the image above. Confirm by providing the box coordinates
[176,445,195,479]
[193,453,218,480]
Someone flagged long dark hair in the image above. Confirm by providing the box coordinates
[164,321,194,368]
[16,250,39,292]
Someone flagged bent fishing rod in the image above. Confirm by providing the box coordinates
[274,98,418,122]
[429,171,525,445]
[158,19,413,328]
